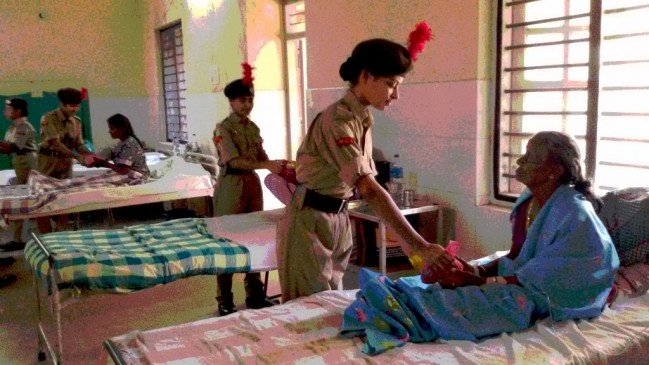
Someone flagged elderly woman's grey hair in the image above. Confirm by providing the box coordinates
[531,131,602,211]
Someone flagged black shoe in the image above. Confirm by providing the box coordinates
[0,241,26,252]
[217,302,238,316]
[245,296,274,310]
[0,257,15,267]
[0,274,16,288]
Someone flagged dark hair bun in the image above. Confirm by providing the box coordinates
[339,57,360,82]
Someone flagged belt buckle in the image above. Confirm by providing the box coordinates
[337,199,348,214]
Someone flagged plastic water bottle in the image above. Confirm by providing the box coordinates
[389,154,404,202]
[191,133,201,153]
[172,133,180,156]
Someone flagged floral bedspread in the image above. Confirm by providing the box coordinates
[106,263,648,365]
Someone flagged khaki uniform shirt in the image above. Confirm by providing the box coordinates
[295,91,376,199]
[39,108,87,153]
[4,117,37,153]
[213,113,269,171]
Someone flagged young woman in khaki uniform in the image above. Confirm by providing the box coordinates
[36,88,93,233]
[213,78,284,315]
[0,98,37,251]
[276,38,454,302]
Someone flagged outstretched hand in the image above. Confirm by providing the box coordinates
[454,256,477,273]
[266,160,286,175]
[414,243,455,271]
[81,154,104,167]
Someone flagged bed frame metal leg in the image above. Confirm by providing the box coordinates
[31,232,62,364]
[52,279,63,364]
[34,275,46,362]
[34,270,60,364]
[107,208,115,228]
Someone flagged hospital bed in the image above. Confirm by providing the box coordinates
[0,152,216,227]
[26,208,282,364]
[103,262,649,365]
[0,151,169,185]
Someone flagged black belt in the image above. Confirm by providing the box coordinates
[38,148,65,158]
[303,188,348,214]
[14,149,36,156]
[225,167,253,175]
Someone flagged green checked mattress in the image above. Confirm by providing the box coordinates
[24,218,250,293]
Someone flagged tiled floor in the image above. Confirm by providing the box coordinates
[0,206,414,364]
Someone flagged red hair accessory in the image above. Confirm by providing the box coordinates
[241,63,255,87]
[80,87,88,101]
[407,21,433,61]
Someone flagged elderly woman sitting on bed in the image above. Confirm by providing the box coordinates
[341,131,620,355]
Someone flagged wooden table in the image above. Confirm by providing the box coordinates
[348,200,442,275]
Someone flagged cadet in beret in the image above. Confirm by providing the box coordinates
[0,98,37,251]
[36,87,94,233]
[212,78,285,316]
[276,39,454,302]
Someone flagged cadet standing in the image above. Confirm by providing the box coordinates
[276,37,454,303]
[213,76,284,315]
[0,98,37,251]
[36,88,93,233]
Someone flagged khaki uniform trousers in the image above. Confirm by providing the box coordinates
[37,154,73,179]
[36,154,73,233]
[11,153,37,241]
[276,190,353,303]
[214,173,265,304]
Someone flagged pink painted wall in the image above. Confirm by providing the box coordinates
[306,0,481,89]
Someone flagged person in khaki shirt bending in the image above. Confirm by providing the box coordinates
[276,38,454,303]
[212,77,284,316]
[36,87,93,233]
[0,98,37,252]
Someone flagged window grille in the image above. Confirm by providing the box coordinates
[495,0,649,200]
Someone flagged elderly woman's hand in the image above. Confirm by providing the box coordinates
[435,268,486,288]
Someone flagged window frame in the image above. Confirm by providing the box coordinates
[493,0,649,202]
[159,21,188,143]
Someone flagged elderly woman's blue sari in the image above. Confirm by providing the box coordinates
[340,185,619,355]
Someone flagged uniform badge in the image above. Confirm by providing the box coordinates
[336,136,357,147]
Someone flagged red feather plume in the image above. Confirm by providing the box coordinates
[407,21,433,62]
[241,63,255,87]
[80,87,88,101]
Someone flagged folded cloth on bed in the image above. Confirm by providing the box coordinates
[24,218,250,293]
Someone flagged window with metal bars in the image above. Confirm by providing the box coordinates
[159,22,187,143]
[495,0,649,201]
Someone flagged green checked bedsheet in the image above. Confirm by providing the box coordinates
[24,218,250,293]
